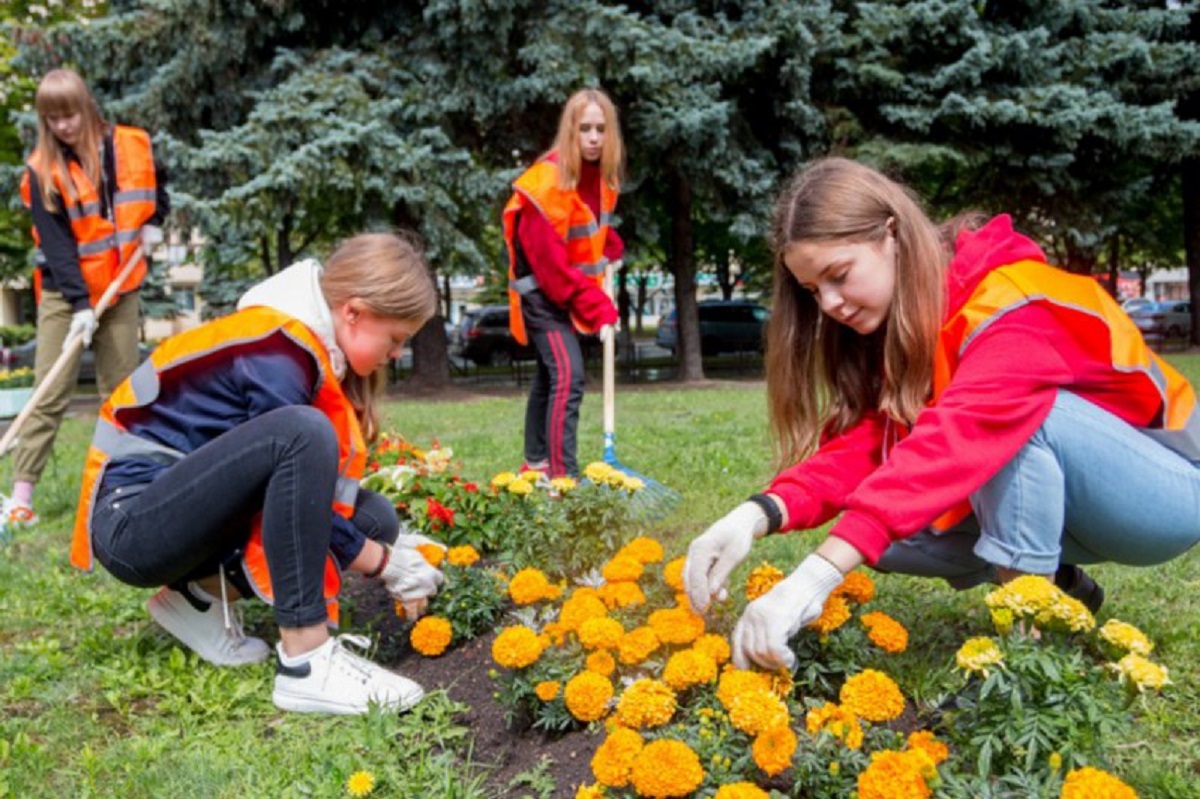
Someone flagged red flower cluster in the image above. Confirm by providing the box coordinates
[426,497,456,530]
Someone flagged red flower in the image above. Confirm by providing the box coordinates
[464,482,479,493]
[426,497,456,529]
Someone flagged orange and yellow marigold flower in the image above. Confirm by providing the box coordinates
[445,545,480,567]
[805,701,864,750]
[714,784,770,799]
[860,611,909,654]
[1060,766,1138,798]
[752,723,797,776]
[564,671,614,722]
[491,625,546,669]
[648,607,705,645]
[618,626,661,665]
[662,648,719,692]
[839,669,905,722]
[586,650,617,677]
[662,557,686,591]
[578,617,625,651]
[591,726,645,788]
[834,569,876,604]
[535,680,561,701]
[745,562,785,601]
[615,678,678,729]
[507,567,560,605]
[728,687,789,736]
[410,616,453,657]
[906,730,949,765]
[628,739,704,799]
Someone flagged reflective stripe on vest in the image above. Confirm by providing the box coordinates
[929,259,1200,531]
[502,155,618,345]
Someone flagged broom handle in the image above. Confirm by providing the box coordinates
[0,244,144,458]
[602,260,616,441]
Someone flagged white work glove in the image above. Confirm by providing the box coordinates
[731,553,844,670]
[683,501,769,614]
[598,324,617,345]
[394,530,447,553]
[68,308,98,348]
[379,545,445,619]
[141,224,164,248]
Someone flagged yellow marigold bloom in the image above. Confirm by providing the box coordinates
[564,671,614,722]
[591,726,645,788]
[856,750,932,799]
[617,536,664,564]
[416,543,445,568]
[535,680,561,701]
[410,616,453,657]
[839,669,905,723]
[714,784,770,799]
[1111,653,1171,692]
[490,471,517,489]
[521,468,546,483]
[716,668,773,710]
[767,668,794,699]
[648,607,705,645]
[622,475,645,492]
[692,633,731,666]
[834,569,876,604]
[550,476,577,494]
[584,462,615,482]
[985,575,1059,618]
[605,470,628,488]
[598,581,646,610]
[615,678,678,729]
[1098,619,1154,656]
[662,557,686,591]
[601,554,645,583]
[542,621,569,646]
[745,562,785,601]
[860,611,909,654]
[1060,766,1138,799]
[507,477,534,496]
[617,626,661,665]
[906,730,949,765]
[587,650,617,677]
[446,545,480,567]
[560,592,611,632]
[805,702,864,750]
[579,617,625,651]
[628,739,704,799]
[346,770,376,797]
[508,567,557,605]
[752,723,797,776]
[1036,593,1096,633]
[662,648,718,692]
[807,594,852,635]
[956,636,1004,676]
[574,783,604,799]
[728,687,789,736]
[492,625,546,669]
[674,591,694,611]
[990,607,1015,635]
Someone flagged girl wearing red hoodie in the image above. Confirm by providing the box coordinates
[684,158,1200,671]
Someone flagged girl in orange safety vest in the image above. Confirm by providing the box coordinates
[76,232,445,716]
[502,88,624,478]
[683,158,1200,672]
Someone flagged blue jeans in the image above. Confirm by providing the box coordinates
[876,390,1200,587]
[91,406,399,628]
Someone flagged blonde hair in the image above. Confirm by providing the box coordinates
[766,158,946,469]
[31,69,106,212]
[550,88,624,191]
[320,232,438,442]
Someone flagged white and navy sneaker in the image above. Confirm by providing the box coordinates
[272,634,425,715]
[148,583,271,666]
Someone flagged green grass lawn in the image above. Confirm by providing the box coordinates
[3,356,1200,797]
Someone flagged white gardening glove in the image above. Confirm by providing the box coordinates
[394,530,447,552]
[683,501,769,614]
[731,553,844,670]
[68,308,98,348]
[141,224,164,248]
[598,324,617,345]
[379,545,445,619]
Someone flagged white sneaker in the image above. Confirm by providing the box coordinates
[147,585,271,666]
[1,496,38,532]
[272,634,425,715]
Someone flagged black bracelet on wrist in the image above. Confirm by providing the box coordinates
[747,493,783,534]
[365,545,391,579]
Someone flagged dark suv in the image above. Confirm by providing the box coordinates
[450,305,534,366]
[656,300,769,356]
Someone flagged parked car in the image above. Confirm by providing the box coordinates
[1121,296,1155,314]
[2,338,153,383]
[656,300,770,356]
[1128,300,1192,340]
[451,305,534,366]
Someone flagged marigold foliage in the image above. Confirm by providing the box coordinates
[752,723,797,776]
[410,616,453,657]
[1060,766,1138,798]
[578,617,625,651]
[564,671,614,722]
[628,739,705,798]
[745,562,784,601]
[860,611,909,653]
[617,626,661,665]
[491,625,545,669]
[662,648,718,691]
[345,770,376,797]
[591,726,645,788]
[839,669,905,722]
[856,750,932,799]
[615,678,678,729]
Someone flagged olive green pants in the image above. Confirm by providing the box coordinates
[12,290,141,484]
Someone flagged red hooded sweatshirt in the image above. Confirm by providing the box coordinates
[767,215,1169,563]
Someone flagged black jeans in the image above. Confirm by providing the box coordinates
[91,406,399,628]
[523,327,585,477]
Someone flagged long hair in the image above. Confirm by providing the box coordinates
[550,88,624,191]
[766,158,946,469]
[31,69,106,212]
[320,232,438,442]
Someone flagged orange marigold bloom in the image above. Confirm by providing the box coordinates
[807,594,852,635]
[564,672,614,722]
[805,702,863,750]
[618,626,661,665]
[560,592,610,632]
[648,607,705,645]
[840,669,905,723]
[716,668,772,711]
[586,650,617,677]
[628,739,704,798]
[602,554,645,583]
[715,784,770,799]
[692,633,731,666]
[728,687,789,736]
[662,648,718,692]
[410,616,453,657]
[906,730,949,765]
[615,678,678,729]
[416,543,445,568]
[575,783,604,799]
[491,625,546,669]
[861,611,909,654]
[591,726,645,788]
[752,723,797,776]
[446,545,480,567]
[662,557,686,591]
[542,621,569,647]
[578,617,625,651]
[1060,766,1138,799]
[617,536,664,564]
[834,570,875,604]
[535,680,561,701]
[745,562,785,601]
[508,568,557,605]
[857,750,931,799]
[598,580,647,610]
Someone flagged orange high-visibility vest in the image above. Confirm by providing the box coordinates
[73,306,366,625]
[929,259,1200,531]
[503,154,618,345]
[20,125,156,306]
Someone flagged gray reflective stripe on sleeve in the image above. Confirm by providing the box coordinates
[510,275,539,295]
[568,221,600,240]
[579,256,608,277]
[128,359,161,405]
[77,236,117,256]
[599,211,614,227]
[67,201,102,221]
[91,417,185,464]
[116,229,142,245]
[114,189,156,203]
[34,249,46,265]
[335,476,359,508]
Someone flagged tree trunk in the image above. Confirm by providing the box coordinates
[1184,157,1200,345]
[668,166,704,382]
[442,272,453,320]
[394,202,451,388]
[635,274,647,334]
[1107,235,1119,298]
[276,212,294,271]
[617,262,632,332]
